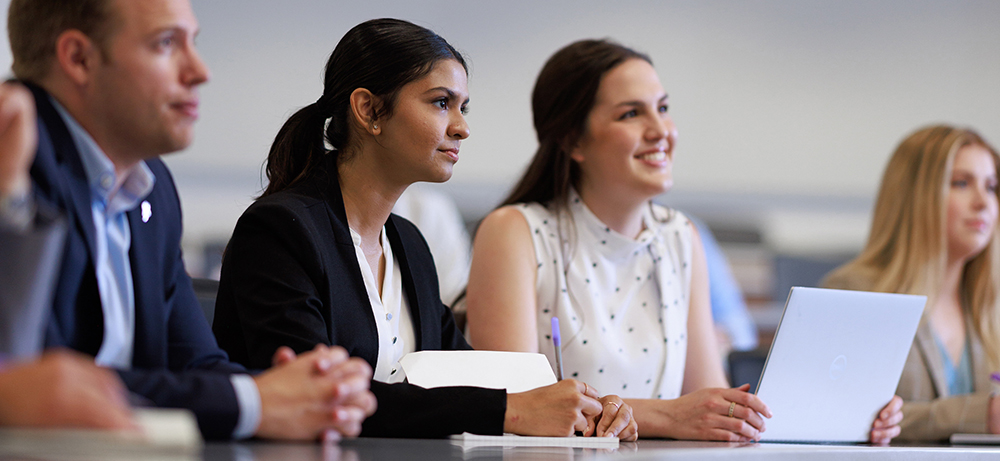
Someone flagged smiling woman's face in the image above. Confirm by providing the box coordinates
[570,58,678,202]
[371,58,470,186]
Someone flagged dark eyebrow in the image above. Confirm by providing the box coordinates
[615,94,669,108]
[426,87,471,105]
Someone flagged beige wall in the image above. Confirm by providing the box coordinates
[2,0,999,262]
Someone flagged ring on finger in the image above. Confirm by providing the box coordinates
[728,401,736,418]
[584,383,589,395]
[606,401,621,410]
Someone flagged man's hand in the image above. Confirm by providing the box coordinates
[0,350,135,429]
[254,345,376,440]
[0,82,37,197]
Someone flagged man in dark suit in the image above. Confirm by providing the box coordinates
[0,0,375,439]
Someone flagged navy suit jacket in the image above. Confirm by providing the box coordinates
[26,83,247,440]
[213,157,506,438]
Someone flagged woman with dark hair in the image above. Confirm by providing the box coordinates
[212,19,636,439]
[465,39,902,442]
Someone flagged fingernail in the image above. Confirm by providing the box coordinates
[322,428,341,443]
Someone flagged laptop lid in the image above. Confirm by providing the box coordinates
[755,287,925,443]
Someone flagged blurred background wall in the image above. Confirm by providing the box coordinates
[2,0,998,329]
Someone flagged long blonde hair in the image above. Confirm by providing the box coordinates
[825,125,1000,367]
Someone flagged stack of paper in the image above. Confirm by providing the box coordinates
[0,408,202,461]
[951,433,1000,445]
[450,432,619,449]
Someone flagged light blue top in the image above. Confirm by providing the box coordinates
[689,216,758,351]
[934,333,974,396]
[51,97,153,369]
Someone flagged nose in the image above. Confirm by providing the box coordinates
[646,113,676,152]
[182,45,211,87]
[972,182,990,210]
[448,110,470,140]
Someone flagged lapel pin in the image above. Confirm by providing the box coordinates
[141,201,152,223]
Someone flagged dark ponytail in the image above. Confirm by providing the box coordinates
[261,103,327,197]
[261,18,467,197]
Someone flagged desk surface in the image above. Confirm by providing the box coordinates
[212,438,1000,461]
[5,437,1000,461]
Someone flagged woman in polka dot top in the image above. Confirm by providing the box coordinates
[466,39,900,442]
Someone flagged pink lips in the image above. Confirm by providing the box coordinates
[967,219,992,233]
[439,148,460,163]
[634,148,669,168]
[172,100,199,119]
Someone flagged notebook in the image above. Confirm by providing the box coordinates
[951,433,1000,445]
[0,408,201,459]
[755,287,925,443]
[450,432,619,449]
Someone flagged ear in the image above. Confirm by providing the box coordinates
[564,134,585,164]
[53,30,101,87]
[349,88,381,136]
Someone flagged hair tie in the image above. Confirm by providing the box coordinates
[305,101,326,121]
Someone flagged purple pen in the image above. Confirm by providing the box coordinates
[552,317,564,380]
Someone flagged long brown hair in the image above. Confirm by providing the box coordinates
[499,39,650,210]
[261,18,466,198]
[825,125,1000,367]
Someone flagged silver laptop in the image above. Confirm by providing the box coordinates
[755,287,925,443]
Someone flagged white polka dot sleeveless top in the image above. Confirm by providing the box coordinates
[518,190,693,399]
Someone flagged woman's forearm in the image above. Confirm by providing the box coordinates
[624,398,676,438]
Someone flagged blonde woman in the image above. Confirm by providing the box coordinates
[825,125,1000,441]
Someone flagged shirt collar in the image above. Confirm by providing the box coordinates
[49,96,155,211]
[569,188,657,249]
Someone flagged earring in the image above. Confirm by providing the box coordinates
[373,124,378,130]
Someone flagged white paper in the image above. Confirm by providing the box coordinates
[450,432,619,449]
[399,350,556,393]
[0,408,202,460]
[951,433,1000,445]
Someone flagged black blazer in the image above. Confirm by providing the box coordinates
[26,83,247,440]
[213,158,505,438]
